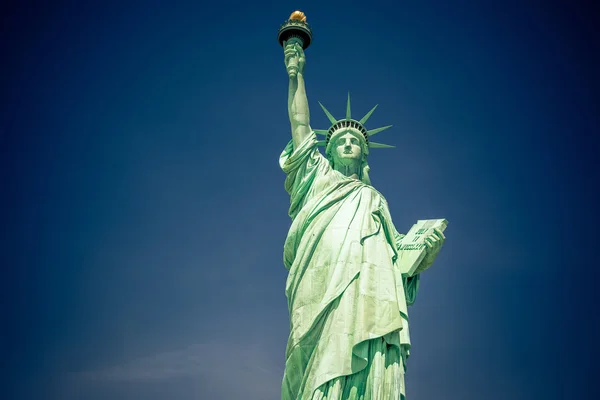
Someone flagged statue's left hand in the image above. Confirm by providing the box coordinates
[422,228,445,264]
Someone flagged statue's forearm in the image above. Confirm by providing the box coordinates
[288,73,312,147]
[290,74,309,124]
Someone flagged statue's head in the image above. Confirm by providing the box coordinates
[326,128,369,183]
[316,94,395,184]
[326,129,367,166]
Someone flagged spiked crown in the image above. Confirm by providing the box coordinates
[314,93,394,154]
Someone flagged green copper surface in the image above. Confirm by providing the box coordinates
[358,104,378,125]
[345,93,352,120]
[318,101,338,125]
[280,15,447,400]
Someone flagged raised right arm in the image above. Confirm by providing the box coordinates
[284,41,313,148]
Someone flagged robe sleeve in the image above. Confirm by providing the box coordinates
[279,133,331,219]
[403,274,420,306]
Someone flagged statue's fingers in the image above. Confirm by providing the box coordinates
[434,228,446,241]
[424,238,433,249]
[284,51,296,63]
[431,235,441,250]
[285,48,297,57]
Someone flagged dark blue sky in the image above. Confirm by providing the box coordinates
[2,1,598,399]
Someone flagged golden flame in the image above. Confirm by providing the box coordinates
[289,11,307,22]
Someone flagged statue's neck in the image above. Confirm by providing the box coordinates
[334,164,360,180]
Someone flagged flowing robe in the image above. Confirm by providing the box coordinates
[280,134,420,400]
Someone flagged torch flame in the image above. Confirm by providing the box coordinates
[289,11,307,22]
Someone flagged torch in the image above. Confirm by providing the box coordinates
[278,11,313,77]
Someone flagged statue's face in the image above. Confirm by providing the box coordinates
[331,132,363,167]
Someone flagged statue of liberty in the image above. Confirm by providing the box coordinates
[278,12,446,400]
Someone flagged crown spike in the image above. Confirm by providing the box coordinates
[314,129,329,136]
[316,140,326,147]
[367,125,392,136]
[359,104,378,125]
[369,142,395,149]
[318,102,338,124]
[346,92,351,120]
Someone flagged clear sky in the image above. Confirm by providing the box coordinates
[2,1,598,399]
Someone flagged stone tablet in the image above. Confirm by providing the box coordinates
[398,219,448,277]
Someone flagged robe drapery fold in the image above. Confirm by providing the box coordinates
[280,134,419,400]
